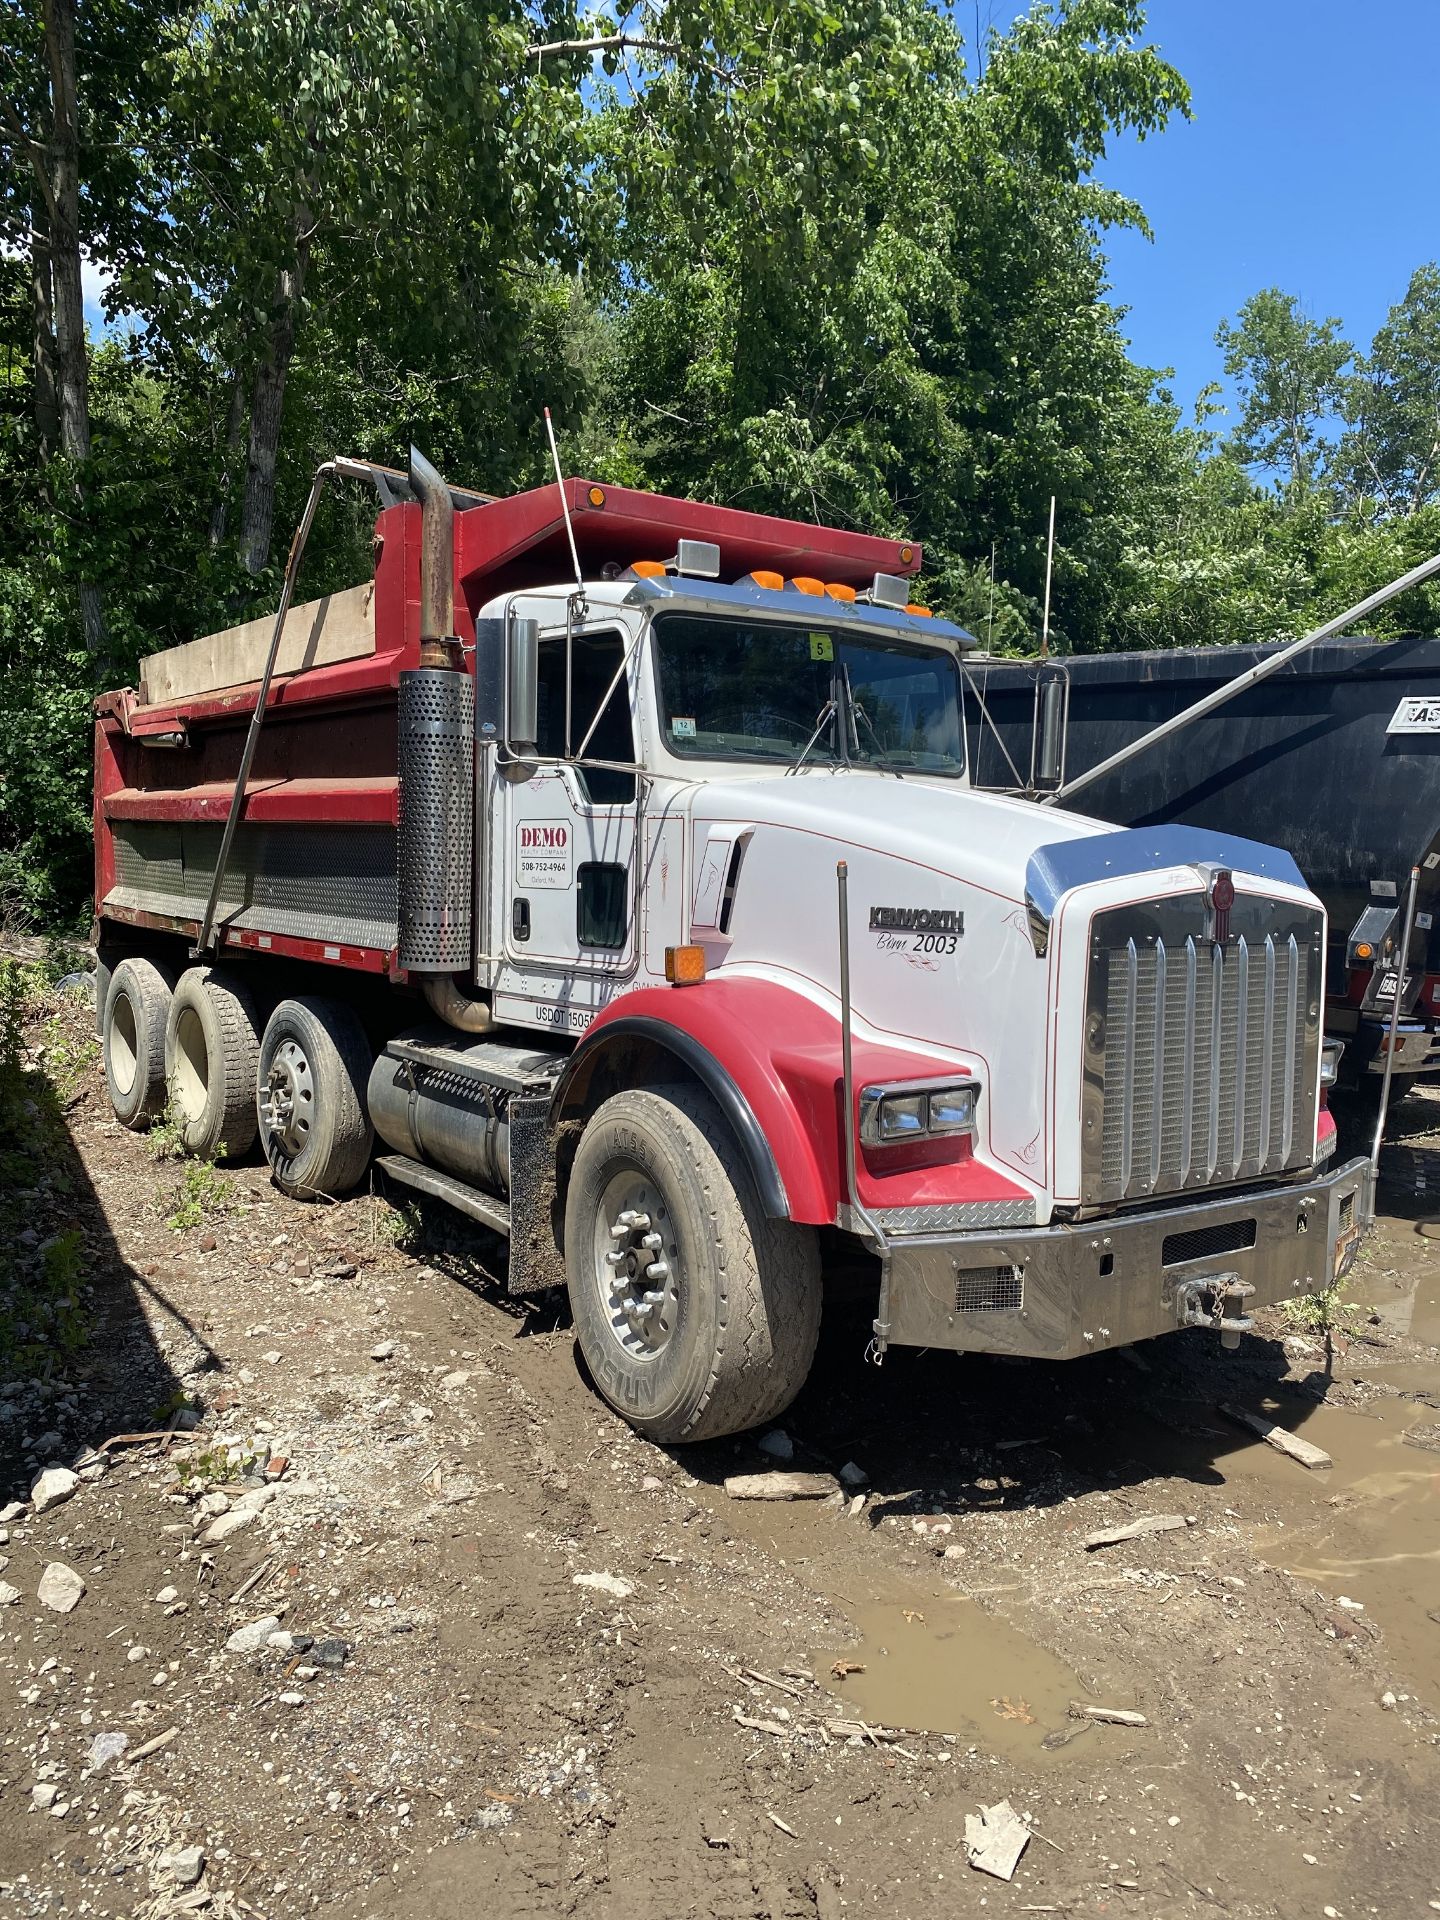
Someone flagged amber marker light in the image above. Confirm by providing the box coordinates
[824,582,857,602]
[749,570,783,589]
[628,559,666,577]
[905,603,933,617]
[665,945,707,985]
[587,486,606,507]
[1354,942,1374,960]
[790,576,825,596]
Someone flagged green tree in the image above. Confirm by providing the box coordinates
[1215,287,1351,499]
[1339,262,1440,516]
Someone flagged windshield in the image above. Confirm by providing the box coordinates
[652,613,966,775]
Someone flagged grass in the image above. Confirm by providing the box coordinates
[165,1156,233,1231]
[373,1196,422,1252]
[1280,1280,1370,1339]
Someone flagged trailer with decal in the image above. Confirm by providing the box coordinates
[91,451,1373,1442]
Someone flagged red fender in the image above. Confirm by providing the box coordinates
[556,979,1032,1225]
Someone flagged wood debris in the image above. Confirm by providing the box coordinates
[1069,1700,1149,1727]
[723,1471,840,1501]
[765,1810,799,1837]
[1218,1402,1332,1469]
[1083,1513,1188,1550]
[732,1709,790,1737]
[830,1659,865,1680]
[964,1799,1031,1881]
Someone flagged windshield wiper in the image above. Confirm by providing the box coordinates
[840,665,904,778]
[784,698,839,776]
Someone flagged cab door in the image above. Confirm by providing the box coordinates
[490,623,640,1036]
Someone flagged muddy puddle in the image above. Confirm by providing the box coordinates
[814,1593,1092,1762]
[1093,1390,1440,1703]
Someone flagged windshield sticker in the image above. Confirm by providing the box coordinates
[808,633,834,662]
[672,716,696,738]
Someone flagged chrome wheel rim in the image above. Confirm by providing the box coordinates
[260,1038,314,1156]
[593,1170,679,1358]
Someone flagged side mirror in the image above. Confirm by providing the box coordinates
[507,616,539,749]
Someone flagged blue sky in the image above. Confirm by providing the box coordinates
[1096,0,1440,416]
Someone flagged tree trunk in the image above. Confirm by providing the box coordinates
[240,237,310,576]
[30,207,60,466]
[208,368,247,550]
[40,0,107,656]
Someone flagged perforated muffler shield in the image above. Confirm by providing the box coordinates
[397,668,473,972]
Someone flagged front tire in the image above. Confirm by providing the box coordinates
[102,956,176,1128]
[564,1084,821,1444]
[257,997,373,1198]
[165,967,263,1159]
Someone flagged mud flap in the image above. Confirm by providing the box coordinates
[506,1092,567,1296]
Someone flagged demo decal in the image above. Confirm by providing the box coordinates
[517,821,571,889]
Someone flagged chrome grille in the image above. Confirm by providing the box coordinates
[1082,893,1323,1206]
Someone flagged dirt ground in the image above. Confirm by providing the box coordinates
[2,989,1438,1920]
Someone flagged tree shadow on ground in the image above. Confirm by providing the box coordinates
[0,985,185,1502]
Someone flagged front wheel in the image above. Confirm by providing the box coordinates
[564,1084,821,1443]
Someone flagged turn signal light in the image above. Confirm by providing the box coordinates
[665,945,707,986]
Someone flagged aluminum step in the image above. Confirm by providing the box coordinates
[383,1033,565,1098]
[375,1154,511,1237]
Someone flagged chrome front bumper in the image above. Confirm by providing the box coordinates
[877,1155,1373,1361]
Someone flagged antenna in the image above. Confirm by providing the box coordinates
[1039,493,1056,659]
[544,406,583,592]
[987,539,996,650]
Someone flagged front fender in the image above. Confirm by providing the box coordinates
[552,979,1024,1227]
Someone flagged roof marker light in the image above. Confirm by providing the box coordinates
[824,582,857,603]
[905,603,933,618]
[790,576,825,596]
[748,570,783,590]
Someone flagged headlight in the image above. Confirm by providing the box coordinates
[860,1079,979,1147]
[1320,1040,1344,1088]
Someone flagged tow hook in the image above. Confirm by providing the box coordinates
[1173,1271,1256,1350]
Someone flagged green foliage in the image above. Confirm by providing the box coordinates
[164,1155,232,1230]
[374,1198,422,1252]
[1216,288,1352,498]
[3,0,1439,922]
[1280,1282,1369,1340]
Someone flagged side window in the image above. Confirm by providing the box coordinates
[577,863,628,949]
[535,629,637,804]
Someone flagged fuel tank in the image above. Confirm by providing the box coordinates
[367,1031,563,1195]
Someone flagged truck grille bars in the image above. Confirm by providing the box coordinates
[1081,895,1324,1206]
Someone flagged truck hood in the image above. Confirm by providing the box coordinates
[668,769,1109,904]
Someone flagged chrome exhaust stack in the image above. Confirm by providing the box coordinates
[397,446,492,1032]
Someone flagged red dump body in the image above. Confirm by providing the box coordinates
[93,476,922,977]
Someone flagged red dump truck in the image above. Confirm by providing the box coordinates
[92,452,1372,1442]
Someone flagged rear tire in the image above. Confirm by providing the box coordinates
[164,966,263,1159]
[564,1084,821,1443]
[257,997,373,1198]
[102,956,175,1128]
